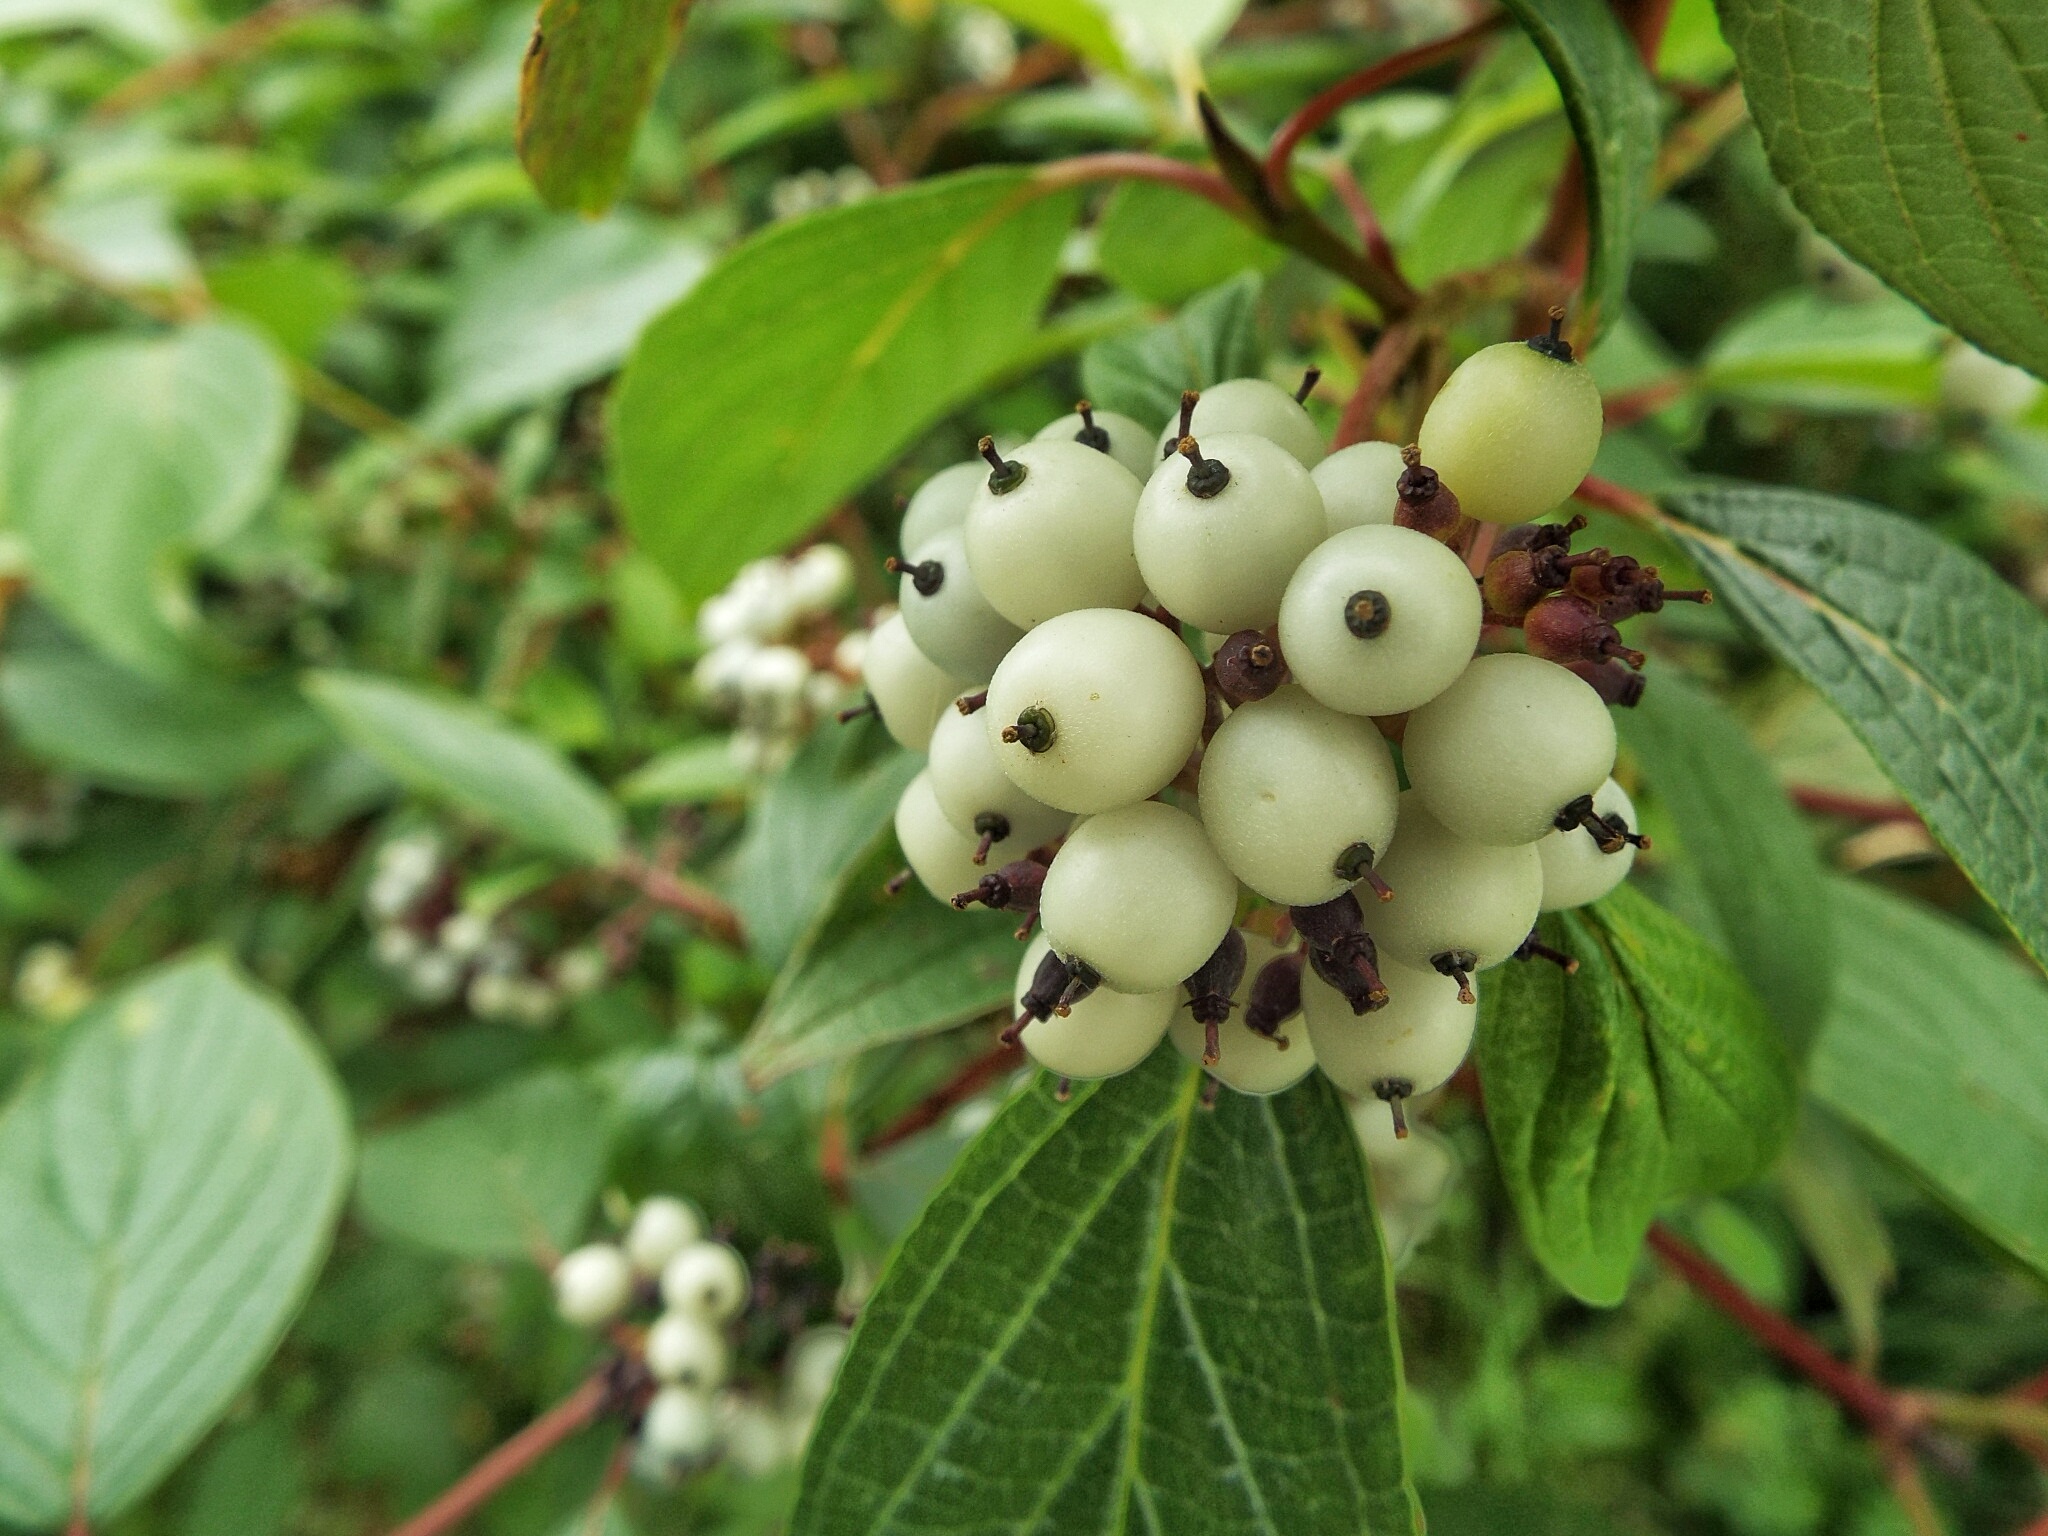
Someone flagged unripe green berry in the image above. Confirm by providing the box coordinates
[660,1240,749,1324]
[861,612,960,753]
[1312,440,1405,534]
[1035,402,1157,480]
[900,460,985,555]
[1167,930,1317,1095]
[626,1195,703,1276]
[1401,652,1617,846]
[1012,933,1176,1079]
[927,699,1070,854]
[1039,801,1238,994]
[1134,433,1327,633]
[641,1386,720,1461]
[1365,795,1542,986]
[646,1311,731,1392]
[964,439,1145,627]
[1415,336,1604,525]
[1302,952,1475,1105]
[1152,377,1325,468]
[1538,776,1638,910]
[984,608,1205,814]
[1196,685,1399,906]
[895,527,1025,683]
[552,1243,633,1328]
[1277,524,1483,717]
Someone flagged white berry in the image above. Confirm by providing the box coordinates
[641,1386,720,1461]
[1303,952,1475,1103]
[964,439,1146,627]
[1196,685,1399,906]
[1035,404,1157,480]
[1039,800,1238,994]
[900,459,985,555]
[1401,652,1617,846]
[984,607,1205,814]
[896,526,1025,683]
[784,1326,851,1414]
[625,1195,703,1276]
[861,611,959,753]
[1538,776,1638,910]
[1277,524,1483,717]
[660,1240,750,1324]
[552,1243,633,1328]
[1134,433,1327,633]
[927,699,1070,853]
[646,1311,731,1392]
[1152,377,1324,468]
[1012,933,1176,1079]
[896,771,1023,903]
[1167,930,1316,1095]
[1416,337,1604,525]
[787,543,855,614]
[1365,796,1542,983]
[1312,440,1405,534]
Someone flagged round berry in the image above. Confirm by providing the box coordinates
[1134,433,1327,633]
[1039,801,1238,994]
[964,438,1145,627]
[1538,776,1639,910]
[1012,933,1176,1079]
[896,771,1034,902]
[1152,377,1325,468]
[899,460,985,555]
[1167,930,1316,1095]
[1277,524,1483,717]
[1303,953,1475,1110]
[1401,652,1617,846]
[787,544,855,614]
[1415,330,1604,525]
[927,699,1070,855]
[894,527,1025,683]
[861,611,960,753]
[551,1243,633,1328]
[1196,685,1399,906]
[660,1240,749,1324]
[641,1386,720,1461]
[1035,401,1157,480]
[646,1311,731,1392]
[1312,440,1405,534]
[984,608,1205,814]
[1364,796,1542,995]
[784,1326,850,1414]
[625,1195,703,1277]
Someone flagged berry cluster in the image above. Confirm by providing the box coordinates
[855,317,1695,1136]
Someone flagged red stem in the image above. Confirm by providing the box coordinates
[1602,374,1694,429]
[865,1039,1023,1154]
[1034,154,1250,220]
[1789,787,1921,825]
[1648,1224,1904,1437]
[616,858,745,947]
[1321,159,1404,285]
[1332,322,1422,449]
[384,1374,613,1536]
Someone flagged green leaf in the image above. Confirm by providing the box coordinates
[611,169,1080,605]
[1699,291,1944,413]
[355,1069,611,1261]
[516,0,689,215]
[0,620,326,796]
[1497,0,1660,335]
[743,853,1019,1085]
[1646,482,2048,975]
[722,720,920,971]
[616,737,749,806]
[1809,878,2048,1283]
[206,248,359,360]
[1079,272,1265,427]
[1778,1108,1893,1370]
[2,320,293,674]
[1713,0,2048,378]
[978,0,1125,65]
[420,217,709,436]
[1478,884,1796,1305]
[0,953,350,1528]
[1619,669,1833,1049]
[793,1055,1421,1535]
[305,670,624,867]
[1095,180,1280,304]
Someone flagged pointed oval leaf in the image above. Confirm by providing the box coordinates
[1640,482,2048,975]
[611,169,1080,604]
[1713,0,2048,377]
[794,1054,1421,1535]
[1478,883,1796,1305]
[0,953,350,1528]
[304,670,623,866]
[1080,272,1266,426]
[517,0,690,215]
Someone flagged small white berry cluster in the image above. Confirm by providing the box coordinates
[857,323,1681,1137]
[550,1197,755,1477]
[690,545,862,773]
[363,833,606,1023]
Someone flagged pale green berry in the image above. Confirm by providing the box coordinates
[1364,796,1542,988]
[660,1240,749,1324]
[1039,801,1239,994]
[900,460,985,555]
[1134,432,1327,633]
[927,699,1070,854]
[552,1243,633,1328]
[646,1311,731,1392]
[641,1386,720,1461]
[1196,685,1399,906]
[964,439,1145,627]
[1415,336,1604,525]
[1401,652,1617,846]
[1303,952,1475,1107]
[1153,378,1324,468]
[626,1195,703,1276]
[862,611,960,753]
[1012,933,1176,1079]
[985,608,1205,814]
[1167,930,1316,1096]
[1312,440,1405,534]
[1538,776,1638,910]
[896,771,1034,902]
[784,1326,850,1414]
[1035,403,1158,480]
[896,526,1025,683]
[1351,1101,1458,1206]
[1277,524,1482,717]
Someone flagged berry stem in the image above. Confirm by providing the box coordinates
[864,1037,1025,1153]
[977,435,1026,493]
[613,854,744,947]
[382,1372,616,1536]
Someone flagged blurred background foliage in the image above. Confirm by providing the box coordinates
[0,0,2045,1531]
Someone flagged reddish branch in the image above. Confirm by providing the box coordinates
[1333,323,1423,449]
[616,857,745,947]
[864,1039,1023,1154]
[1034,154,1250,220]
[94,0,343,119]
[895,42,1074,175]
[1789,787,1921,824]
[1602,375,1694,430]
[384,1374,613,1536]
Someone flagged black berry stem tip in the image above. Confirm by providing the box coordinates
[1072,399,1111,453]
[884,867,913,897]
[1345,589,1392,640]
[1177,436,1232,498]
[1295,366,1322,404]
[1001,705,1057,754]
[1513,928,1579,973]
[977,435,1026,494]
[837,695,877,724]
[1375,1080,1413,1139]
[885,555,944,596]
[1527,305,1576,364]
[955,689,988,715]
[1431,950,1477,1005]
